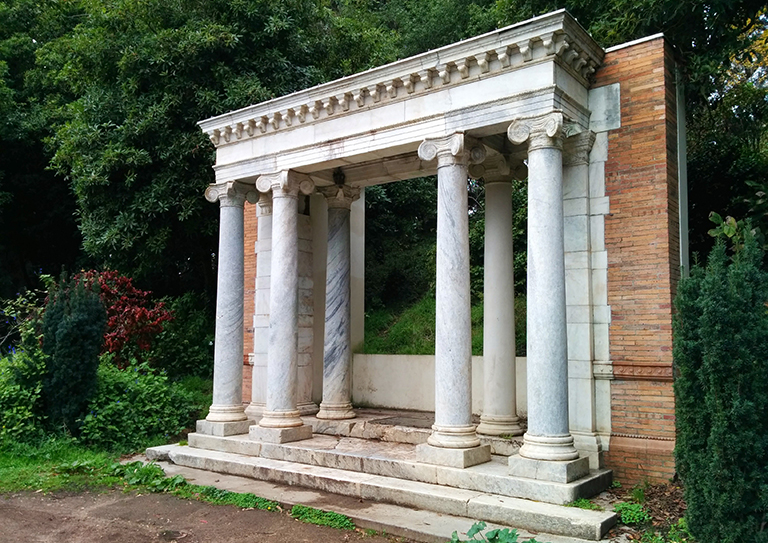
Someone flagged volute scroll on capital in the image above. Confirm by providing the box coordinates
[507,111,566,151]
[255,170,315,199]
[204,180,259,207]
[417,132,487,167]
[318,185,362,209]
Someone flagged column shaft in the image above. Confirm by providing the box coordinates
[260,187,302,427]
[478,178,522,436]
[206,185,248,423]
[508,112,579,461]
[425,137,481,449]
[317,194,356,419]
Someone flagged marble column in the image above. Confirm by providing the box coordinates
[469,156,524,437]
[317,185,361,420]
[415,132,491,469]
[200,181,257,436]
[507,111,581,466]
[245,192,273,420]
[250,170,314,444]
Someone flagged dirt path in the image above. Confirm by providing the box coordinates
[0,490,413,543]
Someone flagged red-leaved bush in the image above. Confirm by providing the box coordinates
[75,270,173,367]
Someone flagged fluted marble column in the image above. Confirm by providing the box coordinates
[250,170,314,444]
[415,133,491,468]
[201,181,257,435]
[316,185,361,420]
[469,156,524,437]
[508,112,579,463]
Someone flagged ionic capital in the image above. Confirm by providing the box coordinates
[418,132,486,168]
[318,185,361,210]
[469,154,510,182]
[204,181,258,207]
[563,130,596,167]
[255,170,315,199]
[507,111,565,152]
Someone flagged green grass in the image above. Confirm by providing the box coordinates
[362,296,485,355]
[291,504,355,530]
[0,437,120,493]
[362,294,526,357]
[566,498,601,510]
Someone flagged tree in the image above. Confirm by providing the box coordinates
[0,0,86,298]
[35,0,398,300]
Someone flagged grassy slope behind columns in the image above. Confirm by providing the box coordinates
[362,295,526,356]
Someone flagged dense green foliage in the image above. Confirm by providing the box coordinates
[79,359,197,452]
[151,293,215,378]
[41,277,106,433]
[673,233,768,542]
[0,349,45,440]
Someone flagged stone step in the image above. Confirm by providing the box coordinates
[307,410,524,456]
[152,444,616,541]
[186,432,612,506]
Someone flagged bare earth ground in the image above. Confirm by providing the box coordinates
[0,490,413,543]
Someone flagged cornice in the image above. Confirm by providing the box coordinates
[198,10,603,148]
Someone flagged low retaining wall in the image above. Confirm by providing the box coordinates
[351,354,528,417]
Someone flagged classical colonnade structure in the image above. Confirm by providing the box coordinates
[174,10,686,525]
[197,8,607,478]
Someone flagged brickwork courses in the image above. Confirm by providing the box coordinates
[242,202,257,405]
[593,37,681,483]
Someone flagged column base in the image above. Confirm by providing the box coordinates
[416,443,491,468]
[249,424,313,444]
[298,402,320,416]
[572,431,605,469]
[477,415,524,437]
[205,404,248,423]
[427,424,481,449]
[316,401,356,420]
[259,410,304,428]
[508,453,590,483]
[519,432,580,461]
[196,419,253,437]
[244,402,265,419]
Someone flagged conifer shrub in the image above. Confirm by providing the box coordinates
[41,277,106,433]
[673,233,768,542]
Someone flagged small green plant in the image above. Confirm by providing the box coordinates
[630,485,647,505]
[566,498,601,511]
[449,521,543,543]
[611,480,622,489]
[614,502,652,525]
[639,518,696,543]
[290,504,355,530]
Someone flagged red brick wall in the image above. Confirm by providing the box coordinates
[593,37,680,483]
[243,201,258,405]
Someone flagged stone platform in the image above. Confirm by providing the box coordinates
[148,410,615,540]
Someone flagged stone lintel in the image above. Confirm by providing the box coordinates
[196,419,253,437]
[249,424,313,444]
[415,443,491,469]
[508,454,590,483]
